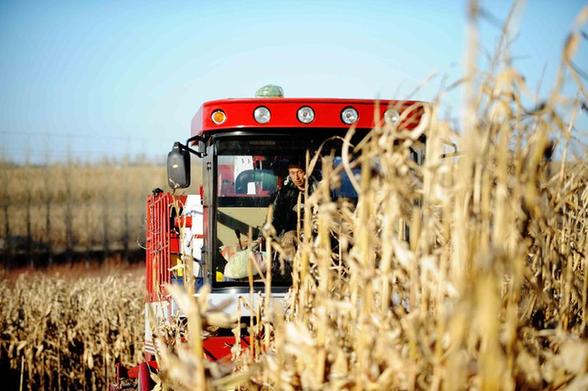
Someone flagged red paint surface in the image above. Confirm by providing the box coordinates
[191,98,426,137]
[203,336,250,361]
[145,193,186,301]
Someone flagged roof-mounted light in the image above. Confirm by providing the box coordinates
[255,84,284,98]
[341,107,359,125]
[297,106,315,124]
[211,110,227,125]
[254,106,271,124]
[384,108,401,126]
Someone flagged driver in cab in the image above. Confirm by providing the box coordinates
[269,160,318,265]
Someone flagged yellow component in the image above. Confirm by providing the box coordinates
[211,110,226,125]
[174,255,184,277]
[169,255,183,277]
[216,271,224,282]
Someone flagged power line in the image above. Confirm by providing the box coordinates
[0,147,166,155]
[0,130,174,142]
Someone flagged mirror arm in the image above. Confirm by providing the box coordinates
[185,135,206,158]
[178,143,202,158]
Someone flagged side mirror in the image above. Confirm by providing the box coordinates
[167,142,191,189]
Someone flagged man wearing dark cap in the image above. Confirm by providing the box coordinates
[270,160,317,237]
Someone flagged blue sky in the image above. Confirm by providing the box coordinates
[0,0,586,163]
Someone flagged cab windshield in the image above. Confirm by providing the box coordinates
[212,135,358,288]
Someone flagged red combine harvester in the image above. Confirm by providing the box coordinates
[110,86,428,390]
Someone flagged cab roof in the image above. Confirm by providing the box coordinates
[191,97,426,138]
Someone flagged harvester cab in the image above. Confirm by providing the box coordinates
[121,86,428,389]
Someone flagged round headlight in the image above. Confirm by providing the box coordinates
[211,110,227,125]
[384,108,401,126]
[297,106,315,124]
[341,107,359,125]
[254,106,271,124]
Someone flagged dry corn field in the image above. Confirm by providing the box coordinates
[0,265,144,390]
[0,159,201,266]
[0,160,164,264]
[154,7,588,391]
[2,4,588,391]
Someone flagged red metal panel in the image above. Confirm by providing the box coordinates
[161,195,168,293]
[145,193,185,301]
[202,336,250,362]
[175,215,192,228]
[137,362,152,391]
[191,98,426,137]
[145,195,155,295]
[170,237,180,254]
